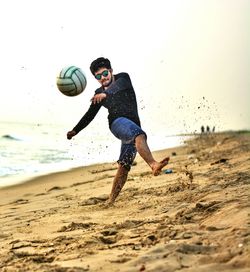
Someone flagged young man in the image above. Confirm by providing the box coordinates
[67,57,169,204]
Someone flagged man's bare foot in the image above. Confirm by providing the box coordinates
[152,157,170,176]
[107,196,115,205]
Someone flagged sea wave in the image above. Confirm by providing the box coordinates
[0,121,192,187]
[1,134,30,141]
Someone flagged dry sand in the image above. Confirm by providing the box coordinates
[0,132,249,272]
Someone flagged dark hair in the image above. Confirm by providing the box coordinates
[90,57,112,75]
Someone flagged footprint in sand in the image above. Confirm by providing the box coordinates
[80,194,109,206]
[0,233,10,239]
[57,222,96,232]
[10,199,29,205]
[47,186,65,192]
[176,243,217,254]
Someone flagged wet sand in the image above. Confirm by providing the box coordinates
[0,131,249,272]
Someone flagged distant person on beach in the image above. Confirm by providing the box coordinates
[67,57,169,204]
[201,126,205,134]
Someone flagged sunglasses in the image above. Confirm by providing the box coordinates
[95,70,109,80]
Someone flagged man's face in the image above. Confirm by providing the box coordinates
[94,67,113,88]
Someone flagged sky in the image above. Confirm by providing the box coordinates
[0,0,249,135]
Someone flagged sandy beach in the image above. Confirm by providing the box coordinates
[0,131,249,272]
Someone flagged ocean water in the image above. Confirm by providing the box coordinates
[0,121,191,187]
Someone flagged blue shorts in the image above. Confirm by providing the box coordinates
[110,117,146,170]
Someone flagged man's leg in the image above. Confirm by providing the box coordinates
[109,164,129,204]
[135,134,169,176]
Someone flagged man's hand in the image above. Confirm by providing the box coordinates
[91,93,107,104]
[67,130,76,140]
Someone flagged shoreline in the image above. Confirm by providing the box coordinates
[0,138,192,208]
[0,134,194,189]
[0,162,114,192]
[0,142,185,203]
[0,131,249,271]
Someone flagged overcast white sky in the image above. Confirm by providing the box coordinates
[0,0,249,134]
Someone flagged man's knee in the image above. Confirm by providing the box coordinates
[135,133,147,143]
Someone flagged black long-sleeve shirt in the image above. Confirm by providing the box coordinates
[73,72,141,134]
